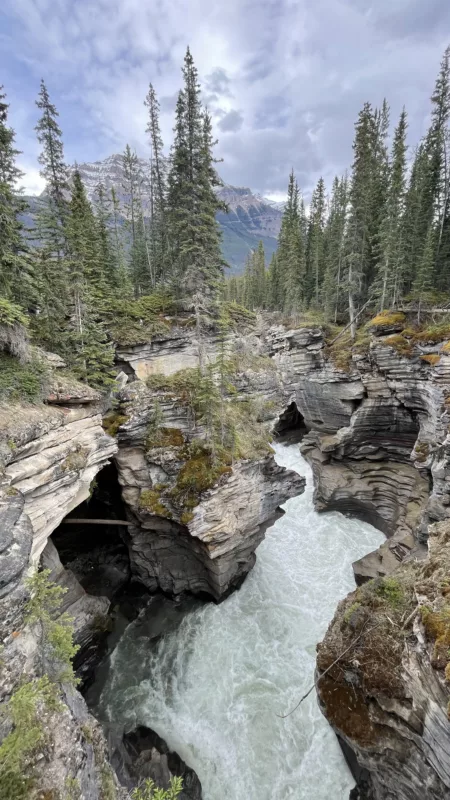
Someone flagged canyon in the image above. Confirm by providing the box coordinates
[2,308,450,798]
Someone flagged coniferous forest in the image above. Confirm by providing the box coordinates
[1,45,450,394]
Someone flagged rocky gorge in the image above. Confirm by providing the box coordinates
[2,307,450,799]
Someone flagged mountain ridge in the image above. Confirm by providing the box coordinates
[67,154,283,273]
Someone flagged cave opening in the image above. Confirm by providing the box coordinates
[50,461,132,601]
[273,401,308,443]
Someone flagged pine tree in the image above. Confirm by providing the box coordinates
[122,144,152,295]
[429,46,450,289]
[65,170,114,386]
[322,175,348,321]
[94,183,116,291]
[0,86,34,308]
[266,252,283,310]
[167,48,225,367]
[35,80,69,252]
[145,83,167,283]
[33,81,70,346]
[278,171,305,314]
[306,176,326,307]
[110,187,131,295]
[374,109,408,309]
[343,103,378,337]
[413,223,435,322]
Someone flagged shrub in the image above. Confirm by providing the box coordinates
[0,676,61,800]
[131,777,183,800]
[25,569,79,683]
[376,577,405,608]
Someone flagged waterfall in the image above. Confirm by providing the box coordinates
[95,443,384,799]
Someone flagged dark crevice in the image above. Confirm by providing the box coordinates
[274,401,308,443]
[51,462,132,600]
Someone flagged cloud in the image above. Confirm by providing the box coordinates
[1,0,450,198]
[217,110,243,133]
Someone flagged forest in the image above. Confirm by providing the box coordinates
[228,46,450,337]
[1,45,450,391]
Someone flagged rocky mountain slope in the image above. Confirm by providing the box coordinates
[67,154,282,272]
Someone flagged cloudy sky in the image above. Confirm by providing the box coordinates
[1,0,450,200]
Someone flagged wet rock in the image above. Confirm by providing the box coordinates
[116,725,203,800]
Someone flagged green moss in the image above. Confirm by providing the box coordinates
[344,602,361,623]
[169,444,232,510]
[180,510,194,525]
[146,426,185,449]
[100,766,117,800]
[139,489,173,519]
[382,334,414,357]
[102,412,129,437]
[146,367,200,398]
[5,486,19,496]
[369,311,406,327]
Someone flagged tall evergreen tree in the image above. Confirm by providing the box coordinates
[306,176,326,307]
[278,171,305,313]
[343,102,378,337]
[0,86,33,308]
[322,175,348,321]
[65,170,114,385]
[33,81,70,346]
[145,83,167,283]
[374,109,408,308]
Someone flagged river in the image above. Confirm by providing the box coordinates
[94,442,384,799]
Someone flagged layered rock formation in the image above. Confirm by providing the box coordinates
[266,316,450,800]
[0,380,124,798]
[114,381,304,600]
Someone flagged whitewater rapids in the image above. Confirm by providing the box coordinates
[95,443,384,799]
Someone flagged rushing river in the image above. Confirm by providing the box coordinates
[94,443,384,799]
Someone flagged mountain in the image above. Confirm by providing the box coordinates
[68,155,282,274]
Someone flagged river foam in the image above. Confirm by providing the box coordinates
[96,443,384,799]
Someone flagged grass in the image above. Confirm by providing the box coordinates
[103,292,176,346]
[368,311,406,327]
[421,354,441,366]
[0,352,49,403]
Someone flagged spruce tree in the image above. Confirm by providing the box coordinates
[145,83,167,283]
[278,171,305,314]
[343,103,378,336]
[429,46,450,289]
[110,186,132,295]
[306,176,326,307]
[35,80,69,250]
[65,170,114,386]
[0,86,33,308]
[33,81,70,346]
[374,109,408,309]
[322,175,348,321]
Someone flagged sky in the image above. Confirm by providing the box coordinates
[1,0,450,201]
